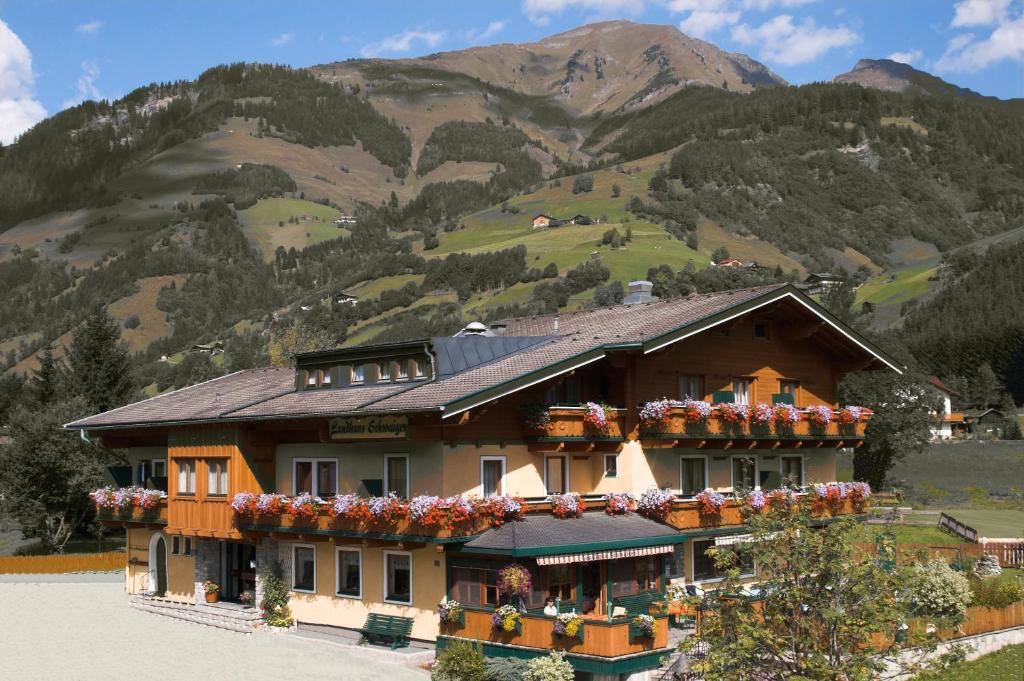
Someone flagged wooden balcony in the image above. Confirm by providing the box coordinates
[524,406,627,451]
[442,609,670,659]
[97,500,168,527]
[663,496,865,532]
[639,406,869,448]
[167,497,240,539]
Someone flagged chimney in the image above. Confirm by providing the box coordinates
[553,316,559,333]
[455,321,492,337]
[624,280,657,305]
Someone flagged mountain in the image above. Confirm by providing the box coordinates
[833,58,984,98]
[315,20,786,117]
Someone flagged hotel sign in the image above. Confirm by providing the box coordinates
[329,415,408,440]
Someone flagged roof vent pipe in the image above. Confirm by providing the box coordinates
[624,280,658,305]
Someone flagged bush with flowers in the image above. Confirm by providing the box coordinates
[716,402,749,424]
[582,402,613,433]
[92,486,167,511]
[637,488,675,521]
[331,493,371,522]
[288,493,323,520]
[519,403,552,431]
[553,612,584,639]
[681,398,712,424]
[772,403,801,428]
[438,599,464,626]
[498,564,532,599]
[806,405,834,428]
[750,403,774,427]
[604,491,636,515]
[492,604,522,633]
[696,488,726,515]
[638,399,673,429]
[256,493,288,515]
[746,489,766,512]
[550,492,585,519]
[631,614,657,638]
[768,488,798,510]
[368,493,408,523]
[230,492,257,514]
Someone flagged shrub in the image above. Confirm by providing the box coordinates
[485,657,531,681]
[123,314,141,330]
[906,560,973,623]
[431,640,488,681]
[571,174,594,194]
[970,577,1024,608]
[523,650,575,681]
[259,559,293,627]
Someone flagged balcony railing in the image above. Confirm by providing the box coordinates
[663,494,865,532]
[639,404,870,442]
[95,499,168,525]
[442,609,670,659]
[523,405,628,440]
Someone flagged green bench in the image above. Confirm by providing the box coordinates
[359,613,414,649]
[611,591,662,619]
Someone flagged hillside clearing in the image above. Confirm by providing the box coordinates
[238,198,345,260]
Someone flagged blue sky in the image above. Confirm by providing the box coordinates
[1,1,1022,144]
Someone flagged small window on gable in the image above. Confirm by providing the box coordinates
[351,365,364,384]
[754,323,769,340]
[378,362,391,382]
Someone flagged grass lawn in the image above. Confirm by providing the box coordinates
[941,510,1024,539]
[849,524,964,547]
[916,644,1024,680]
[237,197,344,260]
[348,273,425,299]
[855,263,937,307]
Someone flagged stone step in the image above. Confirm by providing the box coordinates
[130,600,259,634]
[131,595,262,622]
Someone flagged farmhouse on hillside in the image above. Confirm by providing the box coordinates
[928,375,964,440]
[72,283,899,678]
[802,272,842,296]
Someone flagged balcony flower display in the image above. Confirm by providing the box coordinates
[439,495,474,526]
[498,564,532,599]
[847,481,872,508]
[113,487,137,509]
[518,403,551,432]
[231,492,258,514]
[773,403,801,427]
[411,495,475,528]
[746,489,766,512]
[582,402,612,433]
[632,614,657,638]
[637,488,674,521]
[368,493,408,522]
[256,493,288,515]
[838,405,869,424]
[92,487,167,510]
[768,488,798,510]
[681,398,712,423]
[135,488,165,509]
[288,493,323,520]
[806,405,834,428]
[638,399,673,429]
[92,487,117,508]
[331,493,371,522]
[438,599,464,626]
[750,403,774,427]
[696,488,726,515]
[716,402,749,424]
[409,495,442,524]
[492,604,522,633]
[479,495,527,525]
[604,491,637,516]
[550,492,585,519]
[813,482,845,508]
[554,612,584,639]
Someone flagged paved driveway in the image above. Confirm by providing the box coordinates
[0,579,428,680]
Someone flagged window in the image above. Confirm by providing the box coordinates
[321,370,332,387]
[481,457,506,496]
[679,375,703,400]
[207,460,228,497]
[292,545,316,592]
[183,537,193,557]
[171,536,181,555]
[753,322,769,339]
[305,371,317,388]
[385,455,408,498]
[336,548,361,599]
[395,361,409,381]
[781,455,804,487]
[378,362,391,382]
[293,459,338,497]
[604,454,618,478]
[176,460,196,495]
[451,566,499,607]
[610,557,659,597]
[693,539,755,582]
[731,456,758,490]
[680,456,707,497]
[544,564,575,602]
[545,455,567,495]
[779,380,799,401]
[384,551,412,604]
[732,378,752,405]
[412,359,426,379]
[350,365,364,385]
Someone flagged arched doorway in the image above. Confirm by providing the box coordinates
[148,533,167,596]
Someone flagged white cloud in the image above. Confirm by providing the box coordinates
[522,0,645,26]
[732,14,859,66]
[361,28,446,57]
[679,10,741,38]
[950,0,1011,27]
[62,59,102,109]
[271,32,295,46]
[886,49,923,65]
[937,14,1024,71]
[742,0,817,9]
[76,20,103,35]
[0,19,46,144]
[465,20,507,44]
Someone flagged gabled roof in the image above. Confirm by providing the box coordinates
[66,283,903,431]
[929,375,961,397]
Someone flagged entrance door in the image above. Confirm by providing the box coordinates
[224,542,257,602]
[545,456,567,495]
[150,535,167,596]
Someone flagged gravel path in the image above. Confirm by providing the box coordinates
[0,581,429,680]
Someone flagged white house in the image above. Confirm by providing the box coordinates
[928,375,963,440]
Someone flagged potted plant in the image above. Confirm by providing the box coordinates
[492,604,522,633]
[498,564,532,601]
[438,599,465,627]
[518,403,552,433]
[630,614,657,639]
[239,590,255,607]
[203,580,220,603]
[582,402,612,435]
[553,612,584,641]
[637,488,674,521]
[550,492,585,519]
[696,488,726,516]
[638,399,673,431]
[681,399,711,433]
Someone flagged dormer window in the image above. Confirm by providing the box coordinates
[350,365,364,385]
[395,361,409,381]
[378,363,391,382]
[305,371,318,388]
[412,359,426,379]
[321,370,332,387]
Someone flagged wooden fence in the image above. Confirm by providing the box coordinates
[980,541,1024,567]
[938,512,979,543]
[0,551,124,574]
[950,601,1024,638]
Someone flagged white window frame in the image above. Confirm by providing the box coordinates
[730,454,759,491]
[544,454,569,495]
[291,543,317,594]
[480,456,507,496]
[732,377,752,405]
[690,538,756,585]
[383,550,413,605]
[384,455,409,498]
[779,454,805,487]
[680,455,709,497]
[292,458,339,497]
[206,459,229,497]
[350,365,365,385]
[603,453,618,478]
[377,362,391,382]
[335,546,362,600]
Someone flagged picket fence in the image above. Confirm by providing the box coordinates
[0,550,124,574]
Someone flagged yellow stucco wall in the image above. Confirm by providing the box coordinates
[276,442,443,496]
[124,528,194,603]
[284,541,446,641]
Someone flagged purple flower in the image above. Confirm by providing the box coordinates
[751,403,774,425]
[231,492,256,513]
[332,493,361,516]
[696,488,726,511]
[747,489,766,510]
[409,495,441,521]
[682,399,712,420]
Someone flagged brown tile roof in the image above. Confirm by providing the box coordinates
[72,283,890,430]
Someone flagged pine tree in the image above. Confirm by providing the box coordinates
[65,308,134,413]
[30,345,62,406]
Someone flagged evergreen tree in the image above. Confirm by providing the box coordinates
[821,275,857,324]
[30,345,62,407]
[65,308,135,413]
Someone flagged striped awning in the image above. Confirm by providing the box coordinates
[536,544,676,566]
